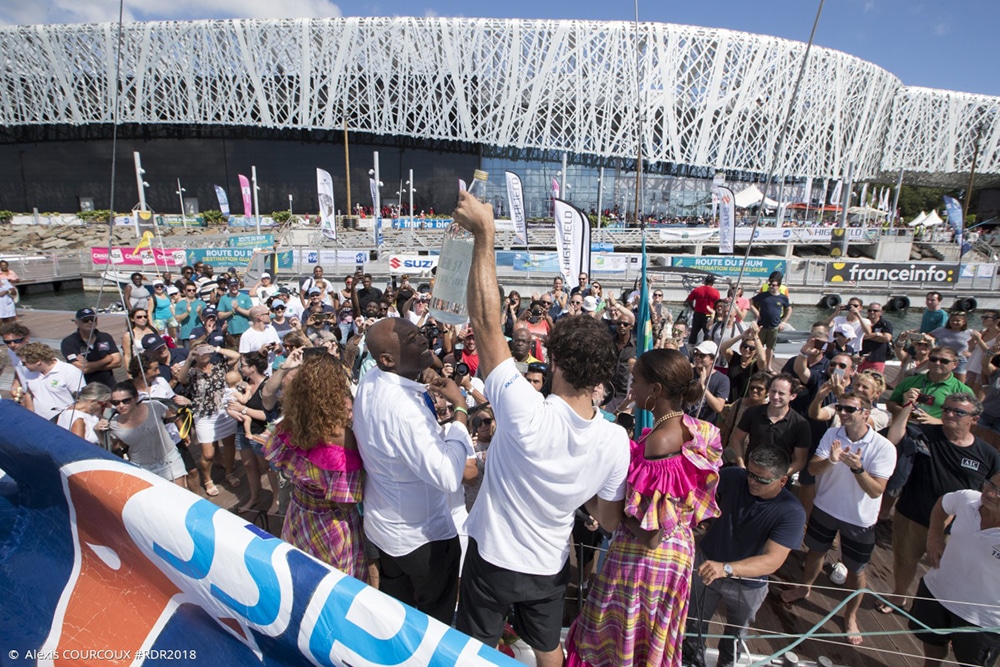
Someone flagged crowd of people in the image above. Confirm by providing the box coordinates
[3,210,1000,665]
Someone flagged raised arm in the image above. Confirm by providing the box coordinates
[452,191,509,378]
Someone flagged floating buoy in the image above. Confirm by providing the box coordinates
[887,295,910,312]
[952,297,977,313]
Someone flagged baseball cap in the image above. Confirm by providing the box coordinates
[202,306,218,319]
[834,323,855,338]
[227,267,239,275]
[140,333,167,351]
[151,278,164,286]
[166,285,179,296]
[227,278,240,287]
[694,340,719,355]
[308,287,322,296]
[277,287,292,295]
[75,308,96,320]
[261,272,272,280]
[582,296,598,312]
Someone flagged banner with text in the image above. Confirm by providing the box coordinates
[388,254,439,274]
[671,256,786,280]
[186,248,294,270]
[227,234,274,248]
[825,261,958,284]
[91,247,186,267]
[300,249,370,269]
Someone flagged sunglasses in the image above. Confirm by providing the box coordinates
[867,308,881,313]
[133,315,148,319]
[929,356,955,364]
[527,362,548,373]
[829,362,849,369]
[941,406,976,418]
[185,289,196,293]
[747,470,780,485]
[472,417,494,428]
[79,317,96,323]
[541,301,552,306]
[109,397,134,407]
[694,351,713,358]
[749,385,767,393]
[653,293,663,297]
[154,285,165,289]
[743,345,756,351]
[4,337,26,346]
[834,404,863,414]
[571,300,583,305]
[617,322,632,328]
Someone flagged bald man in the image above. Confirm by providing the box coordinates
[353,317,478,623]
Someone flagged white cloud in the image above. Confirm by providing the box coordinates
[933,22,951,36]
[863,0,875,13]
[0,0,342,26]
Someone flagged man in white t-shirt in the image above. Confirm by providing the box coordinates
[452,191,630,667]
[2,322,39,408]
[909,479,1000,666]
[238,305,282,371]
[17,342,85,419]
[780,392,896,646]
[824,296,871,352]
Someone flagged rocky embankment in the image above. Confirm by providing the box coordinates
[0,222,221,255]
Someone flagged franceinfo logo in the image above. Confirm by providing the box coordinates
[825,262,957,284]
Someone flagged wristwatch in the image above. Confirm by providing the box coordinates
[723,563,734,578]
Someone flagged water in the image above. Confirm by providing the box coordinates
[20,287,929,332]
[18,288,123,312]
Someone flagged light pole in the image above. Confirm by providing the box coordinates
[288,194,293,216]
[176,178,187,229]
[251,165,261,234]
[369,152,383,246]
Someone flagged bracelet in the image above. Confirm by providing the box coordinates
[454,406,468,415]
[851,466,865,475]
[903,401,915,408]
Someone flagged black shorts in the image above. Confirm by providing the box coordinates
[456,539,570,652]
[803,506,875,573]
[909,579,1000,666]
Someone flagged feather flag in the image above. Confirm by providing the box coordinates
[830,180,842,206]
[717,186,736,254]
[505,171,528,245]
[634,231,653,434]
[238,174,252,224]
[551,178,560,200]
[552,198,590,291]
[134,230,155,251]
[213,185,231,219]
[316,168,336,240]
[943,196,967,254]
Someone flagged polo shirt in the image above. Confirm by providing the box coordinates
[686,285,721,315]
[896,424,1000,526]
[750,292,790,329]
[700,468,806,588]
[920,308,949,334]
[60,329,119,388]
[889,373,971,419]
[861,317,894,362]
[217,292,253,335]
[737,403,811,462]
[25,360,84,418]
[813,424,896,527]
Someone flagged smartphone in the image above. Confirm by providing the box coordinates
[832,367,846,380]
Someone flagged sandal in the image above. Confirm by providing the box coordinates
[875,602,895,615]
[204,481,220,497]
[225,473,242,488]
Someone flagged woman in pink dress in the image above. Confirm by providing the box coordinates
[263,349,367,580]
[566,349,723,666]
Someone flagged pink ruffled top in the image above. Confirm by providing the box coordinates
[624,414,723,536]
[263,431,364,507]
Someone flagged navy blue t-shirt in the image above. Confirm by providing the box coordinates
[751,291,790,329]
[699,468,806,587]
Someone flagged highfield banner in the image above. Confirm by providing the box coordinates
[825,262,958,284]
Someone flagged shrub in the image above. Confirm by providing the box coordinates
[0,210,13,224]
[202,209,226,225]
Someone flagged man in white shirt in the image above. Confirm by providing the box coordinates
[824,297,871,352]
[352,317,477,624]
[2,322,39,408]
[452,191,630,667]
[780,392,896,646]
[17,342,85,419]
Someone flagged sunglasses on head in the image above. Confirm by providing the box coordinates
[110,397,133,407]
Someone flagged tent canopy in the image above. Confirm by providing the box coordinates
[733,185,779,209]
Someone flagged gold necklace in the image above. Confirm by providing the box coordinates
[651,410,684,431]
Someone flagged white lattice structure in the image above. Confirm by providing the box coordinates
[0,17,997,186]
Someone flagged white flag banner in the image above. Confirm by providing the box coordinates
[830,180,843,205]
[859,183,869,209]
[717,187,736,254]
[819,179,829,212]
[317,168,336,240]
[505,171,528,245]
[553,198,591,291]
[777,202,789,227]
[802,177,813,207]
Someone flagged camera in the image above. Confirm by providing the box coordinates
[455,362,470,378]
[420,324,440,341]
[916,392,935,406]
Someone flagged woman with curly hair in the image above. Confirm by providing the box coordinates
[566,348,723,667]
[263,348,367,580]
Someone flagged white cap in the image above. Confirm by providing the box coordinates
[582,296,598,312]
[694,340,719,355]
[834,323,855,338]
[261,272,272,279]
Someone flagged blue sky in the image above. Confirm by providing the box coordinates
[1,0,996,96]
